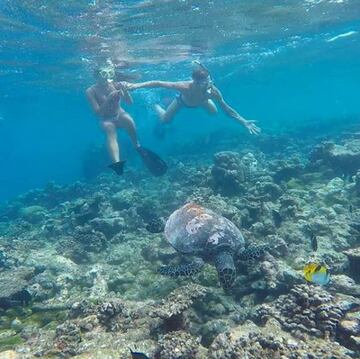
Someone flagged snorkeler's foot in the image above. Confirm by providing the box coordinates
[137,147,167,176]
[108,160,126,175]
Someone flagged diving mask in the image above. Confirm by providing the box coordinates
[99,67,115,80]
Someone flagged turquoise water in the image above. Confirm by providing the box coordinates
[0,0,359,200]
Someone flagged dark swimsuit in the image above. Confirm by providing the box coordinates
[176,94,200,108]
[176,88,213,108]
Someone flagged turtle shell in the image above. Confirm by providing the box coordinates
[164,203,245,256]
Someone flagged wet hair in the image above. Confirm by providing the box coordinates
[115,71,142,82]
[93,68,101,78]
[192,68,209,81]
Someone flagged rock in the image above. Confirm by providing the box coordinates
[338,310,360,351]
[310,139,360,175]
[329,274,360,296]
[0,268,34,309]
[354,170,360,196]
[339,311,360,336]
[0,350,20,359]
[344,247,360,280]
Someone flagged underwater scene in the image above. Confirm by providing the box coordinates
[1,0,360,358]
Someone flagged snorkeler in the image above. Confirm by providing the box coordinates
[126,61,260,136]
[86,63,167,176]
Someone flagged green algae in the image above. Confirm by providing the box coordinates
[24,310,67,329]
[286,178,304,190]
[0,331,23,351]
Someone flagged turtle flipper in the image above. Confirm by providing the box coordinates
[158,258,204,277]
[238,244,269,261]
[214,251,236,289]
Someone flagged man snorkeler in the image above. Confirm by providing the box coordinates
[86,64,167,176]
[126,61,261,136]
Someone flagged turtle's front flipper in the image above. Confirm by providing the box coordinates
[214,251,236,289]
[158,258,204,277]
[238,244,270,261]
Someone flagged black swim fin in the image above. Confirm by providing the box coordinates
[108,160,126,175]
[137,147,167,176]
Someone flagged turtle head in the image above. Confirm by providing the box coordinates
[214,251,236,289]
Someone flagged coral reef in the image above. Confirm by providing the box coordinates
[0,128,360,357]
[54,321,82,357]
[150,284,207,332]
[0,268,34,309]
[157,331,206,359]
[96,299,127,332]
[209,318,355,359]
[211,151,248,195]
[253,284,360,347]
[310,139,360,176]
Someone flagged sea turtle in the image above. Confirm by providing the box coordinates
[158,203,268,289]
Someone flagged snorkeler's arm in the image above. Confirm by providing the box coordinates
[86,87,102,115]
[127,81,187,91]
[86,87,121,116]
[211,86,261,135]
[115,82,133,105]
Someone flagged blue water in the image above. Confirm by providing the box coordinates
[1,0,360,201]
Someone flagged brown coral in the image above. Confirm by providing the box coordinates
[157,330,205,359]
[150,284,207,332]
[253,284,360,340]
[209,318,354,359]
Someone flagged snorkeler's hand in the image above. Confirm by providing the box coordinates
[123,82,136,90]
[117,81,129,90]
[108,90,122,101]
[244,120,261,135]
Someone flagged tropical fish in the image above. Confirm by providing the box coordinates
[129,349,150,359]
[303,262,330,285]
[310,233,318,252]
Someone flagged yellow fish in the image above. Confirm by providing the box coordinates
[303,262,330,285]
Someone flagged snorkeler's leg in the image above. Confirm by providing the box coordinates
[102,121,125,175]
[203,99,218,115]
[155,98,182,123]
[117,112,141,148]
[101,121,121,162]
[154,104,166,120]
[118,113,167,176]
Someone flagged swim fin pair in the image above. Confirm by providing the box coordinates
[108,147,167,177]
